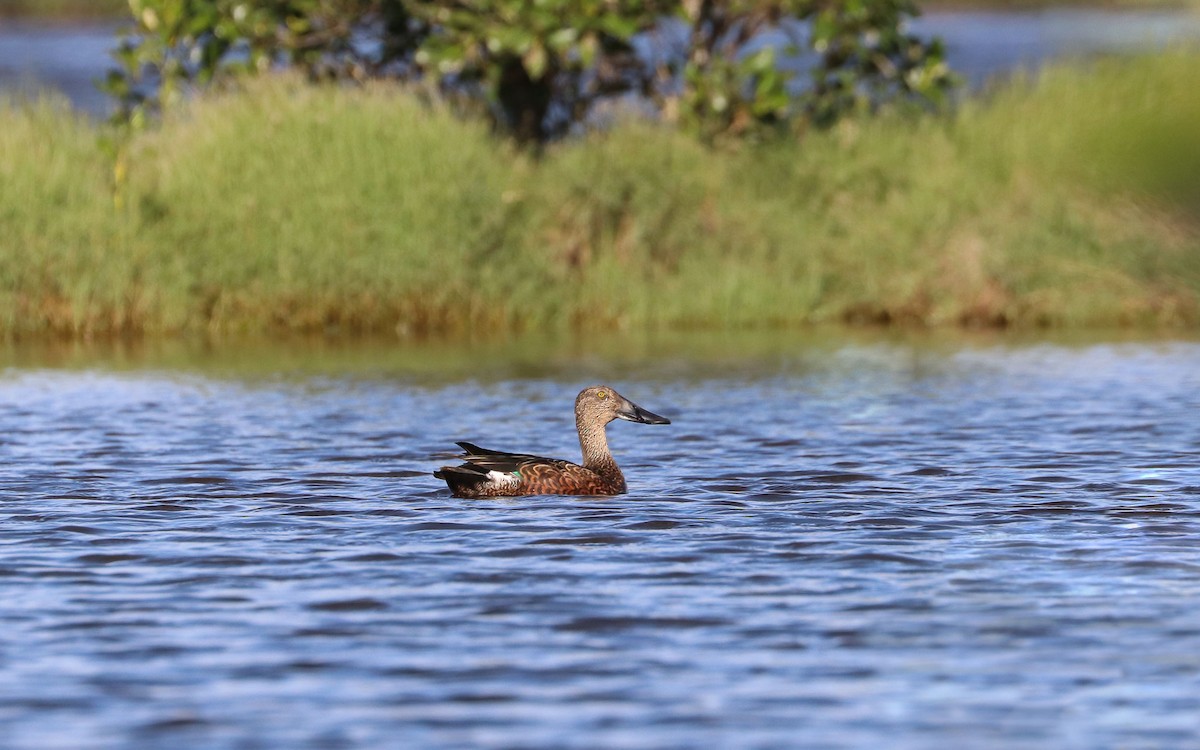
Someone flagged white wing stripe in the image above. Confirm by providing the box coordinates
[486,470,521,487]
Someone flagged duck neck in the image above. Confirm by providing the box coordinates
[578,418,625,488]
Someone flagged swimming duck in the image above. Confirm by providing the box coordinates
[434,385,671,497]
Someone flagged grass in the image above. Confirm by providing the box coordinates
[2,51,1199,339]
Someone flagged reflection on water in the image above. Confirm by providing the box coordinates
[1,334,1199,748]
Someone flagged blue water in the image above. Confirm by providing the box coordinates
[0,19,118,114]
[914,9,1200,86]
[2,337,1199,748]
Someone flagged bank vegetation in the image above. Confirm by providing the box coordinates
[1,50,1198,337]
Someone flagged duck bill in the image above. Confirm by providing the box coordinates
[617,400,671,425]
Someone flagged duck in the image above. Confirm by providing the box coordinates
[434,385,671,497]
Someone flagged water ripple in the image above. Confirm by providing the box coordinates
[0,343,1199,748]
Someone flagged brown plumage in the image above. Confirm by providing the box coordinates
[434,386,672,498]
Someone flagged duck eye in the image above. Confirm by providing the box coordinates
[597,390,608,400]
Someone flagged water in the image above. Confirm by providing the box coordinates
[2,335,1199,749]
[3,10,1200,115]
[0,19,118,115]
[913,9,1200,87]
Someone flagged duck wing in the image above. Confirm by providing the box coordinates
[434,441,582,497]
[451,441,568,468]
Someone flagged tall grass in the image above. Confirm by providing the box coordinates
[120,81,517,334]
[1,51,1199,338]
[0,97,124,333]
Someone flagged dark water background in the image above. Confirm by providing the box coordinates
[3,10,1200,115]
[1,333,1199,748]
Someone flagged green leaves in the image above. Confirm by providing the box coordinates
[806,0,956,125]
[104,0,955,145]
[676,0,956,142]
[105,0,405,128]
[406,0,667,143]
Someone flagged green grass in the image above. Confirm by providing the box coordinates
[2,51,1199,339]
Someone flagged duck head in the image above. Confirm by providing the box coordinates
[575,385,671,427]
